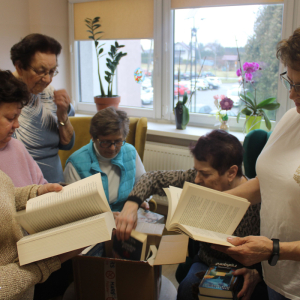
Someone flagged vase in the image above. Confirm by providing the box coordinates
[219,120,229,132]
[174,105,189,130]
[245,116,262,133]
[94,96,121,111]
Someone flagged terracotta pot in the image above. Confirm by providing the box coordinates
[94,96,121,111]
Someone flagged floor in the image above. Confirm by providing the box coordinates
[162,264,179,289]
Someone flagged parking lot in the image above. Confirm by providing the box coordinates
[142,80,241,117]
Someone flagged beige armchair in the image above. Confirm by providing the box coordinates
[58,116,148,170]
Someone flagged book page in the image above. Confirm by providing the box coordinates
[163,186,182,228]
[135,222,164,235]
[170,182,250,235]
[178,224,236,247]
[16,174,111,234]
[27,174,110,213]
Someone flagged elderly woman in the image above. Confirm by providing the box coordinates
[64,107,146,212]
[212,28,300,300]
[11,33,75,183]
[0,70,47,187]
[116,130,264,300]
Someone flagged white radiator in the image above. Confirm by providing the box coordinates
[143,142,194,206]
[143,142,194,172]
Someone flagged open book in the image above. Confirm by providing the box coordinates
[15,174,116,266]
[163,182,250,247]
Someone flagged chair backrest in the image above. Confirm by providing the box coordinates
[58,116,148,170]
[243,129,272,178]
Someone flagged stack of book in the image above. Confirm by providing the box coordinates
[198,262,242,300]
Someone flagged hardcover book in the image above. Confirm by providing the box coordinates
[15,174,116,266]
[163,182,250,246]
[198,262,241,299]
[112,229,147,261]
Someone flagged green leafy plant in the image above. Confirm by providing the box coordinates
[174,92,190,129]
[236,43,280,131]
[85,17,127,97]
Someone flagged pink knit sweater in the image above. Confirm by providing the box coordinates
[0,138,47,187]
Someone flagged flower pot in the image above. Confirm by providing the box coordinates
[94,96,120,111]
[174,105,189,130]
[245,116,262,133]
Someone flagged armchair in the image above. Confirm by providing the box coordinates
[58,116,148,171]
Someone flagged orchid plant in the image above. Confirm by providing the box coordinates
[213,95,234,123]
[236,45,280,131]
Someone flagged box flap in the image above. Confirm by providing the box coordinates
[153,234,188,265]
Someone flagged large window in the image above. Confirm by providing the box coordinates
[77,39,154,109]
[70,0,298,130]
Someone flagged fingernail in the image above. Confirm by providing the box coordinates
[227,237,233,241]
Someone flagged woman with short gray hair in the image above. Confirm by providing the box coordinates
[64,107,146,212]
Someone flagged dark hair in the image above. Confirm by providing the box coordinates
[190,130,244,177]
[10,34,62,69]
[0,70,30,108]
[277,28,300,70]
[90,107,130,139]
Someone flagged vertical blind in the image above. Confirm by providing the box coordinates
[74,0,154,40]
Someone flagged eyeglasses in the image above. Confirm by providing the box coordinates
[280,71,300,93]
[29,65,59,79]
[97,139,126,148]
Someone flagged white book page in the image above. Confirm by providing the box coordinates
[27,174,110,213]
[178,224,235,247]
[135,222,164,235]
[171,182,250,235]
[163,186,182,228]
[16,174,111,234]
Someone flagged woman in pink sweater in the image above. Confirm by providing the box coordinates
[0,70,47,187]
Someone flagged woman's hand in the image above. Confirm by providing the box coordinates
[37,183,63,196]
[53,89,71,122]
[140,201,150,210]
[115,201,139,241]
[211,236,273,266]
[234,268,262,300]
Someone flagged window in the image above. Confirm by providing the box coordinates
[70,0,297,130]
[77,39,154,109]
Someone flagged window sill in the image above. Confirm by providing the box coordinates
[148,121,245,142]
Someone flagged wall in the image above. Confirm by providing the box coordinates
[0,0,71,94]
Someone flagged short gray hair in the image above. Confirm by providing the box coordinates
[90,107,130,139]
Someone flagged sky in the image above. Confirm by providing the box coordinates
[174,5,262,48]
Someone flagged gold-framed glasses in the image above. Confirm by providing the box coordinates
[29,65,59,79]
[280,71,300,93]
[97,139,126,148]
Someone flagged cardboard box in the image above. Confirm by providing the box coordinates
[73,233,188,300]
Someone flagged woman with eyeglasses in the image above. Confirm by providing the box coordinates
[64,107,147,212]
[212,28,300,300]
[10,33,75,184]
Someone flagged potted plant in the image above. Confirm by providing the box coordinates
[236,51,280,132]
[213,95,234,132]
[174,92,190,129]
[85,17,127,110]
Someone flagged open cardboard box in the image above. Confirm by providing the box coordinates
[72,232,188,300]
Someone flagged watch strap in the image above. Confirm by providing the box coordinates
[58,116,69,126]
[268,238,280,266]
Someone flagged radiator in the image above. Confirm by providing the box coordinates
[143,142,194,172]
[143,142,194,206]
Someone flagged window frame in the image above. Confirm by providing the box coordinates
[69,0,300,131]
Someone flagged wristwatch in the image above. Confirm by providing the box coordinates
[268,238,280,266]
[58,116,69,126]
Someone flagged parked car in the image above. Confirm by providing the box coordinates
[142,78,152,90]
[205,77,222,89]
[182,71,197,80]
[141,87,153,105]
[196,78,209,90]
[201,71,216,77]
[198,105,212,114]
[174,83,191,96]
[227,86,248,106]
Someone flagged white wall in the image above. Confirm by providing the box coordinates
[0,0,71,94]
